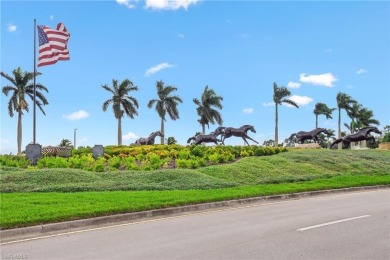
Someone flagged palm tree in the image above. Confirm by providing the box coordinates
[1,67,49,154]
[102,79,139,146]
[345,102,362,133]
[356,107,380,128]
[336,92,356,139]
[59,139,72,147]
[273,82,299,147]
[147,80,183,144]
[193,85,224,134]
[313,102,335,128]
[166,137,177,145]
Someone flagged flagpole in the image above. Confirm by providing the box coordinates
[33,18,37,144]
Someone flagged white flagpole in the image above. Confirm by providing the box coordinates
[33,19,37,144]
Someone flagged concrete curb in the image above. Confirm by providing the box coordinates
[1,185,389,243]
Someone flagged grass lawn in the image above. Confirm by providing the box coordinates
[1,149,389,229]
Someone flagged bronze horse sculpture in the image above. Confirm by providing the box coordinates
[188,127,226,145]
[135,131,164,145]
[292,128,331,144]
[331,126,382,148]
[222,125,258,146]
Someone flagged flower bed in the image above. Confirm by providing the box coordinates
[0,145,287,172]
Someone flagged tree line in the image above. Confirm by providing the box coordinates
[1,67,384,154]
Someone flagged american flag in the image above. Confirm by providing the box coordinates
[37,23,70,67]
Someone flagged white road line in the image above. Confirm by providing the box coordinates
[297,215,371,231]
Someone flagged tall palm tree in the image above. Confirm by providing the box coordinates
[313,102,335,128]
[193,85,224,134]
[336,92,356,139]
[102,79,139,146]
[147,80,183,145]
[1,67,49,154]
[273,82,299,147]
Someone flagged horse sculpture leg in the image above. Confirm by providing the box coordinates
[222,134,231,145]
[244,134,258,144]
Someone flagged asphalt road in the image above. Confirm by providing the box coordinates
[2,189,389,259]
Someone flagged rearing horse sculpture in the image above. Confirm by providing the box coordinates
[331,126,382,148]
[292,128,331,144]
[135,131,164,145]
[188,127,226,145]
[222,125,258,146]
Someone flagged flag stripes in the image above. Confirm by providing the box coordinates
[37,23,70,67]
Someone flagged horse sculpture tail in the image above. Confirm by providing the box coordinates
[289,133,296,139]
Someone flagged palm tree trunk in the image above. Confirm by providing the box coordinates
[118,117,122,146]
[161,117,164,145]
[338,108,342,150]
[275,103,278,147]
[315,115,318,129]
[202,124,205,135]
[17,110,22,155]
[338,108,341,139]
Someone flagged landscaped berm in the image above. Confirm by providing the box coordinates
[0,147,389,230]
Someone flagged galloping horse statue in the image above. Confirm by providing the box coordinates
[222,125,258,146]
[292,128,331,144]
[331,126,382,148]
[188,127,226,145]
[135,131,164,145]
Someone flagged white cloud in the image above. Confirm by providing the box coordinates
[262,102,274,107]
[324,48,333,53]
[285,95,313,107]
[177,33,185,38]
[145,0,200,10]
[0,139,10,143]
[356,68,367,74]
[116,0,136,9]
[8,24,17,32]
[145,62,174,76]
[50,15,54,20]
[63,110,89,120]
[242,108,254,114]
[287,81,301,89]
[347,84,354,89]
[299,73,338,87]
[123,132,139,141]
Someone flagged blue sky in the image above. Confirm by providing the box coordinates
[1,0,389,154]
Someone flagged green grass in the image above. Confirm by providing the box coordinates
[1,149,389,229]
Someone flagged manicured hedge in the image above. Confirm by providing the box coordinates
[0,145,287,172]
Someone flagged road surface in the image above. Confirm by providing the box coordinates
[2,189,389,259]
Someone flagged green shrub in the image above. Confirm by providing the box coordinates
[178,149,190,160]
[108,156,122,169]
[189,159,199,169]
[382,132,390,143]
[240,150,249,157]
[190,146,205,157]
[176,159,189,169]
[208,153,219,164]
[93,158,106,172]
